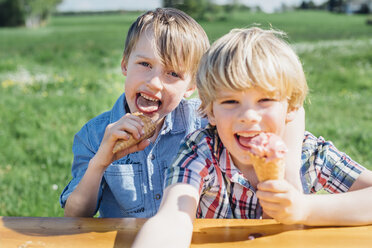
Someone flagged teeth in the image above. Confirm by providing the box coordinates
[237,132,259,138]
[140,93,158,102]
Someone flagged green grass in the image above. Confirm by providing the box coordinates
[0,10,371,217]
[200,10,372,42]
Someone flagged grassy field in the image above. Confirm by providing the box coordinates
[0,10,371,217]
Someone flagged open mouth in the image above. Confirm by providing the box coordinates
[235,132,259,148]
[136,93,162,114]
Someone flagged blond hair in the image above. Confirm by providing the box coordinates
[123,8,209,84]
[197,27,308,117]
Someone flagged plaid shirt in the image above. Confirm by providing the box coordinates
[164,125,365,219]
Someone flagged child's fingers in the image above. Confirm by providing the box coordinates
[113,139,150,160]
[262,211,272,219]
[260,200,292,222]
[126,139,151,154]
[259,199,280,211]
[261,205,298,225]
[257,180,291,193]
[257,190,291,205]
[262,209,278,220]
[125,113,145,127]
[115,115,145,139]
[137,139,151,150]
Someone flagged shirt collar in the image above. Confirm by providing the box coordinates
[161,98,194,135]
[109,93,126,124]
[212,126,252,188]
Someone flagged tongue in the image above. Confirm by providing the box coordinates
[137,95,160,113]
[238,134,268,156]
[238,136,255,147]
[239,133,288,160]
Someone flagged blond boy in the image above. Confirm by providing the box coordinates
[132,27,372,248]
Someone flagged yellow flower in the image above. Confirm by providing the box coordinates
[1,79,15,88]
[79,87,86,94]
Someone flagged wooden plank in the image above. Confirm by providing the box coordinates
[1,217,371,247]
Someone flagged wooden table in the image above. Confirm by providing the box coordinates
[1,217,372,247]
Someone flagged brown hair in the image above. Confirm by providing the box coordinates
[123,8,209,84]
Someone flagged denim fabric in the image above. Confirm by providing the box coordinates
[60,93,208,217]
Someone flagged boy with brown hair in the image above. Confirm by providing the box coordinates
[60,8,210,218]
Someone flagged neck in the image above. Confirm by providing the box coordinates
[237,164,259,189]
[149,117,165,143]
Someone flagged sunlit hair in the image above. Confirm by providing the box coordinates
[197,27,308,117]
[123,8,209,85]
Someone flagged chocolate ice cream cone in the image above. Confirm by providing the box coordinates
[112,112,156,153]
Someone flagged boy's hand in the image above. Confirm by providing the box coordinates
[256,180,309,225]
[93,113,151,169]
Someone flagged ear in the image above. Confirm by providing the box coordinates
[183,84,196,98]
[207,107,216,126]
[285,107,299,124]
[121,57,127,76]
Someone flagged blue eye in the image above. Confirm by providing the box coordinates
[259,98,275,102]
[139,62,150,67]
[221,100,238,104]
[168,71,180,78]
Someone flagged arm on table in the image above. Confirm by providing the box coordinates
[64,157,106,217]
[131,183,199,248]
[305,168,372,226]
[257,169,372,226]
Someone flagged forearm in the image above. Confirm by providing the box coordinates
[132,211,194,248]
[131,183,199,248]
[64,158,106,217]
[303,187,372,226]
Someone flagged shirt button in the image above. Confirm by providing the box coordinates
[149,154,155,160]
[246,191,253,198]
[155,194,161,200]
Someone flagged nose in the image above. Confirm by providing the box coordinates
[238,108,261,124]
[146,70,163,91]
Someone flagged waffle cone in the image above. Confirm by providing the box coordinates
[249,153,285,182]
[112,112,156,153]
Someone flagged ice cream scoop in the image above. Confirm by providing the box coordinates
[245,132,288,182]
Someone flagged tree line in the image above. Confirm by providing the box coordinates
[0,0,61,27]
[0,0,370,28]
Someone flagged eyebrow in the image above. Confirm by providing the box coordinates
[134,53,185,73]
[216,92,236,99]
[134,54,151,60]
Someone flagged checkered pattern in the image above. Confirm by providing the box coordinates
[301,132,365,194]
[165,126,365,219]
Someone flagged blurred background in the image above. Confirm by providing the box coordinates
[0,0,371,217]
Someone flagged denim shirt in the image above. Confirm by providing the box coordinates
[60,93,208,218]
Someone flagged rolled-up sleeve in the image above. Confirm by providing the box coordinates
[301,132,365,194]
